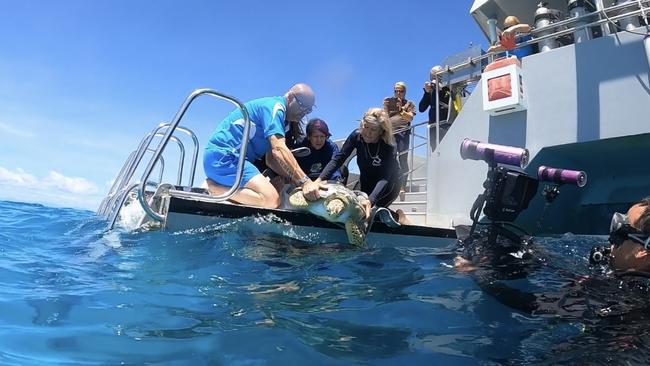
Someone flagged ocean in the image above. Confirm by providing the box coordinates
[2,199,650,365]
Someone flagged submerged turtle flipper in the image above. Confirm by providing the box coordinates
[345,221,366,247]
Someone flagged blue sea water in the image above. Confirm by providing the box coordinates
[2,199,650,365]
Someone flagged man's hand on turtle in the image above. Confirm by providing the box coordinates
[302,179,330,201]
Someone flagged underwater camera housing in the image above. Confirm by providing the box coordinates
[482,167,538,223]
[461,138,587,244]
[461,138,537,227]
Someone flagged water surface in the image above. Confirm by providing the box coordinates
[1,200,649,365]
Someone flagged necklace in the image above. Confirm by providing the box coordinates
[364,140,382,167]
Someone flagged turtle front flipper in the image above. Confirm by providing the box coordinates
[345,220,366,247]
[288,190,309,209]
[325,198,346,218]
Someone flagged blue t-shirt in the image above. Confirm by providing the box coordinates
[509,34,535,59]
[296,139,342,181]
[206,96,286,161]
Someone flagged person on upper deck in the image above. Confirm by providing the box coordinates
[203,83,322,208]
[303,108,406,222]
[295,118,342,182]
[487,16,536,59]
[383,81,416,197]
[420,66,451,152]
[607,197,650,274]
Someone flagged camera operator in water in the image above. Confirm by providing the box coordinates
[203,83,322,208]
[606,197,650,274]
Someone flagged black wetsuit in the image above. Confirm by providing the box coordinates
[419,86,450,123]
[295,139,341,181]
[319,130,400,208]
[419,86,451,152]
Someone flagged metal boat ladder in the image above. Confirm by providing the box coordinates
[97,89,253,230]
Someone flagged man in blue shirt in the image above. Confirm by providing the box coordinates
[203,83,320,208]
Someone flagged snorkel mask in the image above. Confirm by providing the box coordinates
[609,212,650,249]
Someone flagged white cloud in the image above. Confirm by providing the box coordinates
[44,171,100,195]
[0,122,36,139]
[0,166,102,210]
[0,166,99,195]
[0,166,39,186]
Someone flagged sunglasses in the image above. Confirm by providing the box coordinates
[292,93,313,114]
[394,89,405,93]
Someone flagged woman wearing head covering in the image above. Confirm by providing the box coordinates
[295,118,342,182]
[306,108,403,220]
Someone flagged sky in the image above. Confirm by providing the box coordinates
[0,0,485,211]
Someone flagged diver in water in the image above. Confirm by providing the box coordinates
[592,196,650,274]
[455,196,650,307]
[452,139,650,361]
[454,196,650,322]
[450,206,650,366]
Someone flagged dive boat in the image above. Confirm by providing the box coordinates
[96,90,457,248]
[98,0,650,244]
[418,0,650,235]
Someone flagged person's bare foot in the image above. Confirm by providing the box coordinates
[395,209,412,225]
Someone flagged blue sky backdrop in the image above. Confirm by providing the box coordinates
[0,0,485,210]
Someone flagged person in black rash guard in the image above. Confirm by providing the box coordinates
[304,108,409,223]
[420,66,451,152]
[295,118,342,181]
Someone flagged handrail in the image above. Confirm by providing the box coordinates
[433,0,650,81]
[100,153,165,218]
[173,126,200,187]
[389,114,431,194]
[151,124,200,187]
[98,130,188,217]
[168,136,184,186]
[136,89,251,223]
[107,182,139,230]
[107,122,169,214]
[516,8,649,50]
[100,151,135,214]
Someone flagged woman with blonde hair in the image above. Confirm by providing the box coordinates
[306,108,404,221]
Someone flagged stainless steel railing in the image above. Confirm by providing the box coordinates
[422,0,648,167]
[99,88,250,229]
[433,0,649,84]
[98,127,191,217]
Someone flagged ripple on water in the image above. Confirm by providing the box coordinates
[2,200,650,364]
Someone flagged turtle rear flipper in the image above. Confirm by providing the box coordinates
[345,221,366,247]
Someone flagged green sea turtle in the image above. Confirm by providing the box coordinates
[287,183,369,246]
